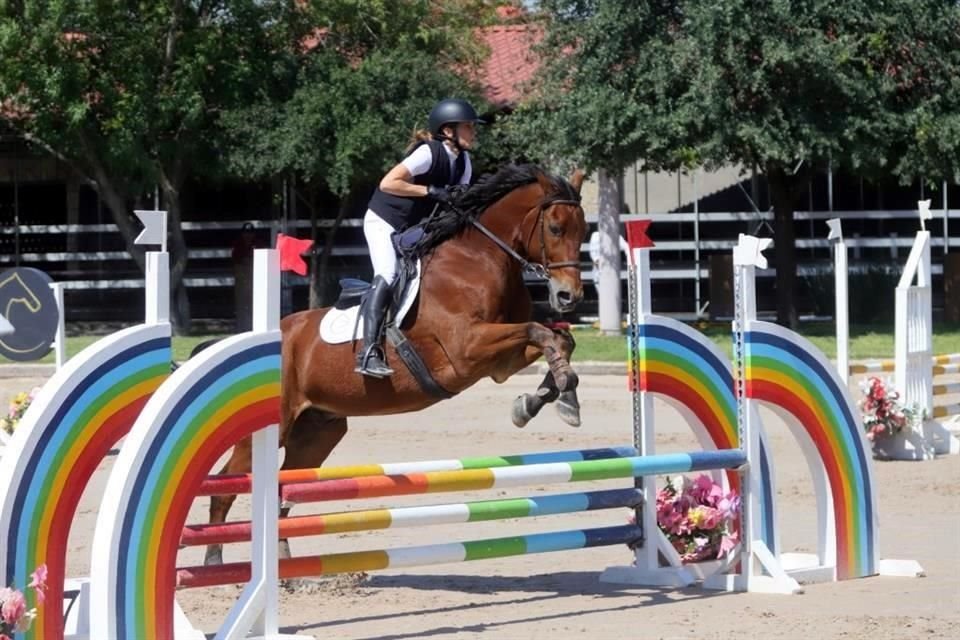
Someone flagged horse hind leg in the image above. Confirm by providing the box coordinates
[205,436,254,566]
[204,410,348,568]
[278,410,348,572]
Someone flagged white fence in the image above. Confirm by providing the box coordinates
[0,209,957,312]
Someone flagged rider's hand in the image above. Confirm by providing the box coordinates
[426,184,454,204]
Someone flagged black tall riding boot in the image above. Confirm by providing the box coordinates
[355,276,394,378]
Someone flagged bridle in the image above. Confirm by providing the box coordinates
[469,197,583,281]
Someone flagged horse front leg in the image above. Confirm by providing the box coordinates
[512,328,581,428]
[462,321,578,422]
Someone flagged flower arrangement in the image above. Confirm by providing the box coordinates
[1,387,40,435]
[0,564,47,638]
[859,376,921,441]
[655,474,740,563]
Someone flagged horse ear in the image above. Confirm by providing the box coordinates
[569,169,585,194]
[535,169,554,195]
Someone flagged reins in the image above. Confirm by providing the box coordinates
[469,197,582,281]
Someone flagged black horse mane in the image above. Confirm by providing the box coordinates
[409,164,579,258]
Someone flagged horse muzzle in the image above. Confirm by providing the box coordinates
[548,279,583,313]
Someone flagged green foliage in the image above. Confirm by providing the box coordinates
[221,0,500,196]
[0,0,300,187]
[221,47,481,196]
[520,0,960,184]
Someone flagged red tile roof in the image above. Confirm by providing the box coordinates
[479,24,543,106]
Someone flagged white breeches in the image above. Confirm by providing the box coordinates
[363,210,398,284]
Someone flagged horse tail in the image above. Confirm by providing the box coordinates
[169,337,223,372]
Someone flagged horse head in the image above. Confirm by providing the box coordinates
[527,168,587,313]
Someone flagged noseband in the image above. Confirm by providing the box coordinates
[469,197,583,281]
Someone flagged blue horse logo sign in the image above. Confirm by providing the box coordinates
[0,267,58,362]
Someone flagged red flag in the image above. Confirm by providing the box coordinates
[624,220,654,250]
[276,233,314,275]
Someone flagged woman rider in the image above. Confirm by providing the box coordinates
[356,98,481,378]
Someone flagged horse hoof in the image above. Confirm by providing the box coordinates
[512,394,533,428]
[281,577,328,594]
[282,573,369,594]
[555,370,579,393]
[203,546,223,566]
[555,392,581,428]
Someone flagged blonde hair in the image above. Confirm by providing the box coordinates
[404,129,433,155]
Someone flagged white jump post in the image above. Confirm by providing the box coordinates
[50,281,67,369]
[896,201,933,420]
[836,200,958,458]
[0,312,11,451]
[703,235,800,594]
[600,220,697,587]
[216,249,300,640]
[601,226,799,594]
[827,219,849,383]
[899,201,960,456]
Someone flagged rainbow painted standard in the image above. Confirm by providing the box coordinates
[746,323,877,580]
[91,332,281,640]
[0,323,171,640]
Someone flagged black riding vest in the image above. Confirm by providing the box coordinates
[367,139,467,230]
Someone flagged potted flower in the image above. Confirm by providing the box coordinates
[656,474,740,577]
[859,376,931,460]
[0,564,47,639]
[1,387,41,436]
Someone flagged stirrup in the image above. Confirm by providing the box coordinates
[355,346,394,378]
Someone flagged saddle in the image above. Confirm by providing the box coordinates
[329,221,452,399]
[331,225,423,315]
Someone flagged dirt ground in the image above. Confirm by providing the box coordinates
[4,373,960,640]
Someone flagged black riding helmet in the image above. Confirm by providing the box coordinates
[428,99,481,137]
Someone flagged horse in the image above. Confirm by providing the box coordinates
[204,164,588,565]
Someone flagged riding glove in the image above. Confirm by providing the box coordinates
[427,185,468,209]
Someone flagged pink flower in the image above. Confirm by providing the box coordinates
[29,565,47,604]
[0,589,26,626]
[1,633,11,640]
[718,530,740,557]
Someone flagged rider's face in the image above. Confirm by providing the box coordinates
[448,122,476,150]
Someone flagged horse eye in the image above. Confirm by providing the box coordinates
[549,224,563,237]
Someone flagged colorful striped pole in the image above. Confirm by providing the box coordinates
[197,446,639,496]
[848,361,896,375]
[177,524,643,589]
[181,488,642,547]
[933,403,960,419]
[279,450,747,505]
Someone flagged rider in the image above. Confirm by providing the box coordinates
[356,98,481,378]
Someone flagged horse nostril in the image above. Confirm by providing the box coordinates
[557,290,575,305]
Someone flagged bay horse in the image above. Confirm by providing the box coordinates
[205,164,588,565]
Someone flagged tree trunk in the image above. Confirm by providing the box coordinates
[596,168,623,335]
[309,189,321,309]
[308,189,356,308]
[83,155,147,272]
[159,168,192,334]
[767,166,801,329]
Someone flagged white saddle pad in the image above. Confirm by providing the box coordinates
[319,260,422,345]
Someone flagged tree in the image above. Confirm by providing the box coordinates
[517,0,960,327]
[0,0,302,332]
[221,0,503,306]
